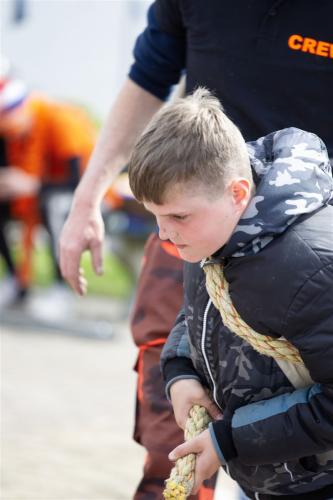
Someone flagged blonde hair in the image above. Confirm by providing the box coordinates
[129,87,252,204]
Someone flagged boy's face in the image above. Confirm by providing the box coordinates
[144,180,251,263]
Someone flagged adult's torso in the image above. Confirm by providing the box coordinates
[156,0,333,155]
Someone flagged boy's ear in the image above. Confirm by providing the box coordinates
[230,179,251,205]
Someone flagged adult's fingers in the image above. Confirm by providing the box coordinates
[78,272,88,295]
[59,240,84,294]
[90,239,104,276]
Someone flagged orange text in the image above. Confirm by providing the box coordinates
[288,34,333,58]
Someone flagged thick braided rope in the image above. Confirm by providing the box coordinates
[204,263,302,364]
[163,405,211,499]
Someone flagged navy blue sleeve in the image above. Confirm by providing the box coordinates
[128,2,186,101]
[153,0,185,37]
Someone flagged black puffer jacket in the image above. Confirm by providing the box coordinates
[161,128,333,498]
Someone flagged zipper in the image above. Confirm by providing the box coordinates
[201,298,222,411]
[283,462,295,482]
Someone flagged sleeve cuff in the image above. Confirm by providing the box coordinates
[128,4,185,101]
[211,419,237,462]
[128,69,170,101]
[208,422,226,465]
[163,356,198,382]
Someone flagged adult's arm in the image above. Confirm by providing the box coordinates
[60,1,186,294]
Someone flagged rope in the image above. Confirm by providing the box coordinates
[163,405,211,499]
[204,262,303,364]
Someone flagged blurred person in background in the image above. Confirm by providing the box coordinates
[0,73,96,311]
[60,1,333,499]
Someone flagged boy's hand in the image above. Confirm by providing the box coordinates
[169,378,222,429]
[168,429,221,494]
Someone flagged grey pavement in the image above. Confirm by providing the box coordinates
[1,320,144,500]
[1,293,238,500]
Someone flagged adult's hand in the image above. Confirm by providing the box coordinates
[169,378,222,430]
[59,203,104,295]
[59,79,164,294]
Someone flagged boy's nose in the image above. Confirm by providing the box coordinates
[158,223,168,241]
[156,216,178,241]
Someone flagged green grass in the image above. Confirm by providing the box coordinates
[80,250,133,297]
[0,245,133,298]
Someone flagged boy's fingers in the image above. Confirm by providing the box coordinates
[204,398,223,421]
[176,403,193,430]
[192,475,204,496]
[168,438,200,461]
[197,391,223,420]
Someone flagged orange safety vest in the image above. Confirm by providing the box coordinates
[2,95,96,287]
[5,94,96,221]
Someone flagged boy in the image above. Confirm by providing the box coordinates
[128,88,333,500]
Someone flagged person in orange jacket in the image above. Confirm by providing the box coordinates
[0,77,96,307]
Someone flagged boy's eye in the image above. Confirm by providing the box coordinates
[171,214,188,221]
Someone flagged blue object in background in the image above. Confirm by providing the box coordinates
[12,0,27,23]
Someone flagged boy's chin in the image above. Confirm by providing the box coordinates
[177,248,205,263]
